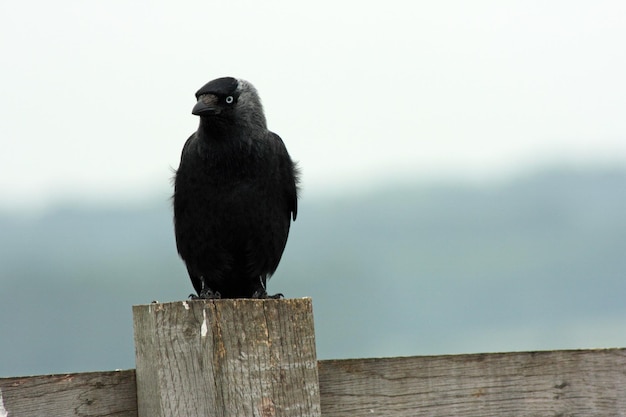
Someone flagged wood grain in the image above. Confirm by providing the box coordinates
[318,349,626,417]
[0,370,137,417]
[132,298,321,417]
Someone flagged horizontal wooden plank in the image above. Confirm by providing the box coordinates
[2,349,625,416]
[318,348,626,417]
[0,369,137,417]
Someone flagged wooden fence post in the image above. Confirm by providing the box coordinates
[132,298,320,417]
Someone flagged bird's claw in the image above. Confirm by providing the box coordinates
[189,289,222,300]
[251,289,284,299]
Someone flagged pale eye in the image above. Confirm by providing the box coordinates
[225,96,234,104]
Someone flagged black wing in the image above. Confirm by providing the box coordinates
[270,131,299,221]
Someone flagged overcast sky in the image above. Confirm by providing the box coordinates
[1,1,625,210]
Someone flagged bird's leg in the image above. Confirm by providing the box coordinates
[189,277,222,299]
[251,277,284,299]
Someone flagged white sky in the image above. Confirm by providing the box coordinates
[1,1,625,210]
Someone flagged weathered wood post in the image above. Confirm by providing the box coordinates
[132,298,320,417]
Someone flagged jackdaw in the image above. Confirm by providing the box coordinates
[173,77,299,299]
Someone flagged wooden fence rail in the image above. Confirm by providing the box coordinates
[1,298,625,416]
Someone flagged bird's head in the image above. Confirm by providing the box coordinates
[192,77,267,129]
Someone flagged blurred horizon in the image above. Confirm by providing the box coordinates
[2,159,625,215]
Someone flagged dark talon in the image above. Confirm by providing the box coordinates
[268,293,284,299]
[251,289,284,299]
[189,289,221,299]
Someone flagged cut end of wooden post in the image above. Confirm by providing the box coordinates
[133,297,320,417]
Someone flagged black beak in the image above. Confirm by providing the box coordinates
[192,94,220,116]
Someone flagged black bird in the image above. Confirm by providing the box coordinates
[173,77,299,299]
